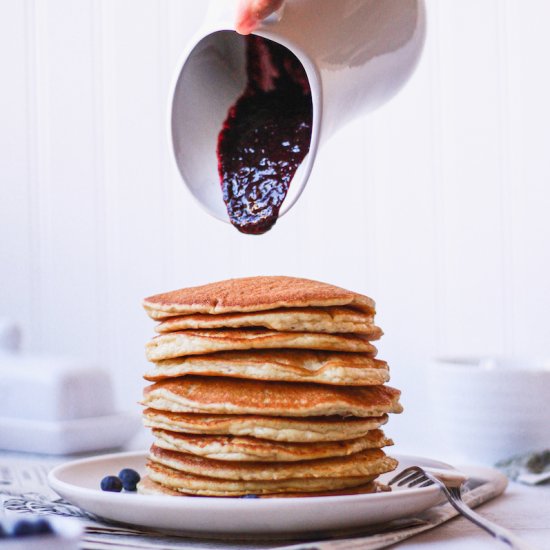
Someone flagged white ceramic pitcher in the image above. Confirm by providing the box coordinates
[170,0,426,224]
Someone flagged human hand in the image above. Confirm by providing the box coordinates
[235,0,285,35]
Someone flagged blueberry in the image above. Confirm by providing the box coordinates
[33,518,54,535]
[10,518,54,538]
[242,494,259,499]
[118,468,140,491]
[13,519,37,537]
[100,475,123,492]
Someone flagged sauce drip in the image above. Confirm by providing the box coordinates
[217,35,313,234]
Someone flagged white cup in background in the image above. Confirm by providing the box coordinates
[428,356,550,465]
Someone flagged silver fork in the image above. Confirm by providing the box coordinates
[389,466,536,550]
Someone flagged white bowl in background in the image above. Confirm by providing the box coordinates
[428,357,550,465]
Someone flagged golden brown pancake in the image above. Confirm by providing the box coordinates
[137,474,380,497]
[142,409,389,442]
[151,428,392,461]
[155,307,376,334]
[149,445,397,481]
[143,276,376,320]
[145,329,378,361]
[142,376,403,418]
[142,461,379,496]
[259,482,386,498]
[145,350,389,386]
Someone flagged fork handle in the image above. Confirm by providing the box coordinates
[448,497,537,550]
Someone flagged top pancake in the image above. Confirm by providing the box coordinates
[155,307,376,335]
[143,276,376,320]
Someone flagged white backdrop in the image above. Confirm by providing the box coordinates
[1,0,549,453]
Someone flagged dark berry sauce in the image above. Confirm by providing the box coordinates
[217,35,313,234]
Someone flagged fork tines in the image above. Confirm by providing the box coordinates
[389,466,436,488]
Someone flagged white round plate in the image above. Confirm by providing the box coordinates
[48,451,451,537]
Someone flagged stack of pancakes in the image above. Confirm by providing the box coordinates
[138,276,402,497]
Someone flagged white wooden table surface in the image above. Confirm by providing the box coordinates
[396,481,550,549]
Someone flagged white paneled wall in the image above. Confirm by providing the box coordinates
[1,0,550,452]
